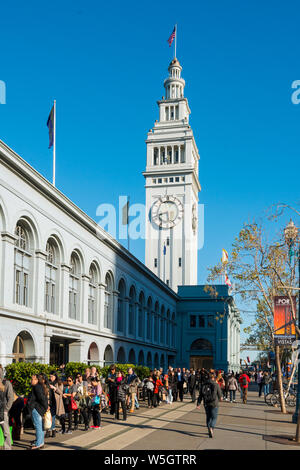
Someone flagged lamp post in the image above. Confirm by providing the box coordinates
[283,219,300,425]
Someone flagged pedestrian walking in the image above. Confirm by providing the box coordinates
[144,376,154,408]
[197,372,222,438]
[89,376,102,428]
[115,371,128,421]
[27,374,48,450]
[256,371,264,397]
[188,369,197,403]
[0,377,14,450]
[105,365,117,416]
[49,372,66,435]
[227,373,238,402]
[239,371,250,404]
[63,376,79,433]
[125,368,140,413]
[262,371,272,396]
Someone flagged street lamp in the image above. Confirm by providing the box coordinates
[284,219,300,425]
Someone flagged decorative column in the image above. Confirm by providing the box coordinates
[81,274,90,325]
[98,283,106,332]
[34,249,47,316]
[43,334,51,364]
[60,263,70,322]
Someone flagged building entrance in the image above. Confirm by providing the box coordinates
[50,338,69,365]
[190,355,213,370]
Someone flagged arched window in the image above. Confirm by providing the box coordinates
[45,239,59,314]
[14,222,32,307]
[128,286,136,336]
[128,349,136,364]
[88,263,98,325]
[104,272,113,330]
[69,252,81,320]
[103,345,113,366]
[138,350,144,366]
[138,291,145,338]
[117,347,126,364]
[147,352,152,368]
[117,279,126,333]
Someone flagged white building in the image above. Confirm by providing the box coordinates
[0,140,178,367]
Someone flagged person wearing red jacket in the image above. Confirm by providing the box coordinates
[239,372,250,404]
[153,371,163,408]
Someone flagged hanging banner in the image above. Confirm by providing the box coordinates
[274,296,296,346]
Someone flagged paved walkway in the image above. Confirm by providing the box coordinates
[10,384,300,450]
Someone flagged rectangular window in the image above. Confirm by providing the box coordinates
[15,270,20,304]
[23,273,28,307]
[199,315,205,327]
[207,315,214,328]
[154,258,158,268]
[158,178,162,184]
[190,315,196,328]
[166,279,169,286]
[178,257,182,267]
[169,177,174,183]
[166,237,170,246]
[175,177,179,182]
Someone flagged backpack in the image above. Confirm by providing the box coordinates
[202,382,216,405]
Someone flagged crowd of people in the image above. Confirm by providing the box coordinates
[0,363,266,450]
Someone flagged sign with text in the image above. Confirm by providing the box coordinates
[274,296,296,346]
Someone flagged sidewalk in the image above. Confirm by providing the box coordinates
[9,384,300,450]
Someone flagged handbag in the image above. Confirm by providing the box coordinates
[92,395,100,406]
[43,410,52,430]
[69,397,78,411]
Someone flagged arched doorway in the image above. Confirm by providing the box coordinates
[190,338,213,370]
[117,347,126,364]
[128,349,136,364]
[12,331,35,363]
[88,342,99,365]
[138,350,144,366]
[103,345,114,366]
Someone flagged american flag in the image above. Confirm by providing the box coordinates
[167,26,176,47]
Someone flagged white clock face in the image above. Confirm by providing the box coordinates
[151,195,184,229]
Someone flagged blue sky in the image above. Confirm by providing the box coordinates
[1,0,299,361]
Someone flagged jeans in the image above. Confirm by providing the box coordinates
[50,414,56,431]
[204,406,218,430]
[31,408,44,447]
[229,390,236,401]
[0,411,11,450]
[263,384,270,396]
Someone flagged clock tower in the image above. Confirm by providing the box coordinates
[144,57,201,291]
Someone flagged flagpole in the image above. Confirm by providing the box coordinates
[53,100,56,187]
[174,24,177,58]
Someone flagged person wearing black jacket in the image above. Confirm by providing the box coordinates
[27,374,48,450]
[115,371,128,421]
[188,369,197,402]
[197,372,222,438]
[105,365,117,416]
